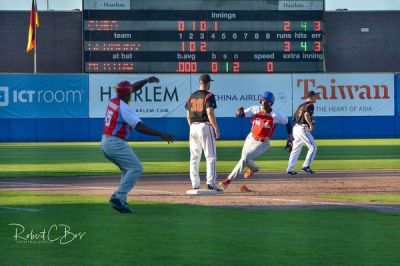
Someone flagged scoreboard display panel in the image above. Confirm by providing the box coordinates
[83,0,325,73]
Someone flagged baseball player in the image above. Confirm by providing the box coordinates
[185,74,222,192]
[101,77,175,213]
[286,90,318,175]
[219,91,293,191]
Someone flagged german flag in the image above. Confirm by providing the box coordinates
[26,0,39,53]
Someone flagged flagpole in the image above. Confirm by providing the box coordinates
[34,0,38,74]
[34,23,37,74]
[27,0,38,73]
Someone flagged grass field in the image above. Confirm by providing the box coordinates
[0,138,399,177]
[1,191,400,266]
[319,194,400,204]
[1,139,399,265]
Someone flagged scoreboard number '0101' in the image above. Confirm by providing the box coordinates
[83,0,325,73]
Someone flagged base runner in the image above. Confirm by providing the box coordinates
[219,91,293,191]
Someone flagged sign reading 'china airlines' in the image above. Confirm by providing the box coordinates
[292,74,394,116]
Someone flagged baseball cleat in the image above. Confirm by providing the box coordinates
[244,167,260,179]
[302,166,315,174]
[286,171,298,175]
[219,178,231,190]
[207,184,223,192]
[239,184,252,192]
[109,194,133,213]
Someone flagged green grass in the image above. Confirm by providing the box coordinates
[0,191,399,266]
[319,194,400,204]
[0,139,399,177]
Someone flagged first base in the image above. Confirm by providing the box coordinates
[186,189,219,195]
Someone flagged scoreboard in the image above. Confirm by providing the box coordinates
[83,0,325,73]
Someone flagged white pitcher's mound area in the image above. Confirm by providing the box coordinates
[186,189,219,195]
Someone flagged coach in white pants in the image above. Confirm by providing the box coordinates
[287,91,318,175]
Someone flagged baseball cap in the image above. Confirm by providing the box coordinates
[199,74,214,84]
[307,90,318,98]
[116,80,133,96]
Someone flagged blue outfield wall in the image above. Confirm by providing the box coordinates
[0,116,399,142]
[0,73,399,141]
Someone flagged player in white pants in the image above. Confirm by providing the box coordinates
[185,74,222,191]
[287,91,318,175]
[219,91,293,191]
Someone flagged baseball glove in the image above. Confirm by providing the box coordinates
[284,136,294,152]
[236,107,245,117]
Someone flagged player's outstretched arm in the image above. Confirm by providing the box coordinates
[135,123,175,144]
[131,76,160,92]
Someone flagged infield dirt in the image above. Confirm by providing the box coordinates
[1,170,399,212]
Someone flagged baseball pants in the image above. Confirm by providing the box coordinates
[287,124,317,172]
[189,122,217,188]
[227,133,270,180]
[100,135,143,201]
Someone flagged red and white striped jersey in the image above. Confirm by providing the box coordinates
[103,98,142,140]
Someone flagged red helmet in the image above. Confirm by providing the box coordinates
[116,81,133,96]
